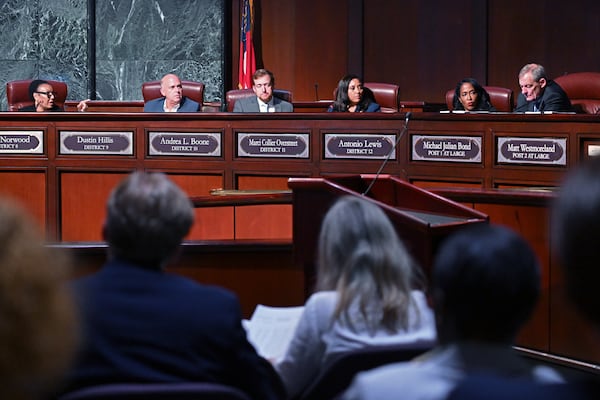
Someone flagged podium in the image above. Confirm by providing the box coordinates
[288,175,488,294]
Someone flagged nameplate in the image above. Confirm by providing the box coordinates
[149,132,221,157]
[237,133,309,158]
[324,133,396,159]
[0,130,43,154]
[59,131,133,155]
[412,135,482,163]
[497,137,566,165]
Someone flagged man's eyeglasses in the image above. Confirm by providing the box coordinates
[35,91,57,98]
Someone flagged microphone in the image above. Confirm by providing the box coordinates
[362,112,412,196]
[314,83,319,101]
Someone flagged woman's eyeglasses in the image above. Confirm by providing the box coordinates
[35,91,57,98]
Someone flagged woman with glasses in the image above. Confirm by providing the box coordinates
[18,79,89,112]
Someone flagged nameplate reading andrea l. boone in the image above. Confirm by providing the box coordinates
[324,134,396,159]
[60,131,133,155]
[149,132,221,157]
[412,135,482,163]
[237,133,309,158]
[497,137,566,166]
[0,131,43,154]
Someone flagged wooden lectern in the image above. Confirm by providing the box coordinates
[288,175,488,295]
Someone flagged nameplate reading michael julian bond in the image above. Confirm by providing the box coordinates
[149,132,221,157]
[237,133,309,158]
[324,134,396,159]
[497,137,566,166]
[60,131,133,155]
[0,131,43,154]
[412,135,482,163]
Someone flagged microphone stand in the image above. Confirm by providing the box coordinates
[362,112,412,197]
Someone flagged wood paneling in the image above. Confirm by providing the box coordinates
[169,174,234,240]
[60,172,127,241]
[247,0,600,103]
[0,170,46,230]
[236,176,292,239]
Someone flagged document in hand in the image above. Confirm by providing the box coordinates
[243,304,305,362]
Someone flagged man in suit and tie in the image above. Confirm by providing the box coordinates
[515,63,573,113]
[233,69,294,112]
[144,73,200,112]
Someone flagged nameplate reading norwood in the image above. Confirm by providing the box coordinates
[412,135,482,163]
[0,131,43,154]
[60,131,133,155]
[497,137,567,166]
[149,132,221,157]
[237,133,309,158]
[324,133,396,159]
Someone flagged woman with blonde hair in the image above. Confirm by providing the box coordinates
[275,196,436,398]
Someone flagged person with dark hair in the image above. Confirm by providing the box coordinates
[452,78,496,111]
[0,198,78,400]
[328,74,381,112]
[143,73,200,112]
[18,79,89,112]
[343,224,563,400]
[61,171,285,400]
[515,63,573,112]
[233,68,293,112]
[445,159,600,400]
[275,196,436,399]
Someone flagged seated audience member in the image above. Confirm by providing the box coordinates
[452,78,496,111]
[342,224,563,400]
[143,73,200,112]
[0,199,78,400]
[61,172,285,400]
[328,74,381,112]
[447,159,600,400]
[18,79,89,112]
[232,68,293,112]
[515,63,574,112]
[275,196,436,399]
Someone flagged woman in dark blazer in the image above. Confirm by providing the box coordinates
[328,74,381,112]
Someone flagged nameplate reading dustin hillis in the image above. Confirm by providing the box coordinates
[497,137,567,166]
[237,133,309,158]
[324,133,396,160]
[0,131,43,154]
[149,132,221,157]
[412,135,482,163]
[59,131,133,155]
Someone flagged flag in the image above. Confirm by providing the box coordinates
[238,0,256,89]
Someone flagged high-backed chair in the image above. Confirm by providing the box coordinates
[364,82,401,113]
[225,88,293,112]
[297,343,433,400]
[445,86,514,112]
[6,79,68,111]
[59,382,252,400]
[554,72,600,114]
[141,80,205,106]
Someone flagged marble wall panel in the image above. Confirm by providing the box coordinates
[96,0,224,102]
[0,0,224,110]
[0,0,87,110]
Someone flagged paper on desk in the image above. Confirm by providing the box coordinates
[244,304,305,362]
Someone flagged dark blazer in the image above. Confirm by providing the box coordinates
[62,260,285,400]
[515,80,573,112]
[144,96,200,112]
[232,95,294,112]
[327,102,381,112]
[18,104,63,111]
